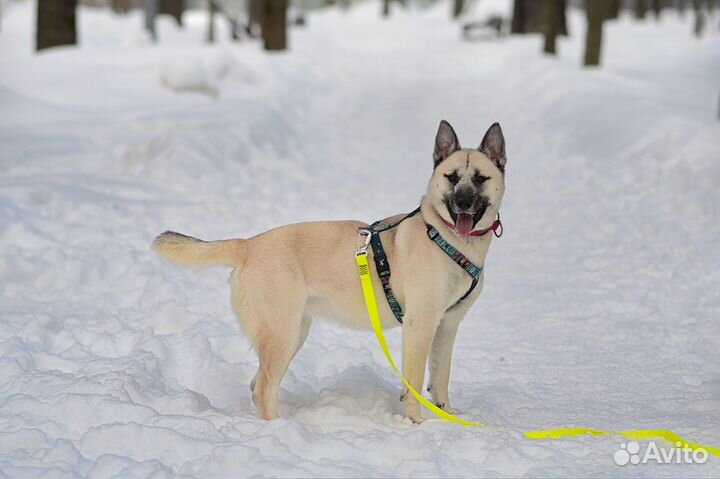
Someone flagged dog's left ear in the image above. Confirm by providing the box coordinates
[479,122,506,173]
[433,120,460,168]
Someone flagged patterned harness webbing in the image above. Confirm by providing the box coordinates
[364,207,484,324]
[426,224,483,307]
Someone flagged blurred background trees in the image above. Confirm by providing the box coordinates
[31,0,720,62]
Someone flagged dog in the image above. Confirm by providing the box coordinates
[152,120,507,423]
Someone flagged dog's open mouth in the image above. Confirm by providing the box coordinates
[455,213,475,236]
[447,208,486,237]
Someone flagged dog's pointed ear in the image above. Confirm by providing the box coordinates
[433,120,460,167]
[479,122,506,173]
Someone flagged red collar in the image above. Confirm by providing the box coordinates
[439,213,503,238]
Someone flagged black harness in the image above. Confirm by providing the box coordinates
[361,207,488,324]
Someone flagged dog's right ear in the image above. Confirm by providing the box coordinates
[433,120,460,168]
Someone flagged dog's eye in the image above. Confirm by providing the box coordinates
[473,173,490,186]
[445,171,460,185]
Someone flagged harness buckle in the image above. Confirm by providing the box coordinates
[356,228,372,256]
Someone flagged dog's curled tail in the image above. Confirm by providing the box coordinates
[152,231,247,268]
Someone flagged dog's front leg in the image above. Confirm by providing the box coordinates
[427,313,462,414]
[401,310,442,423]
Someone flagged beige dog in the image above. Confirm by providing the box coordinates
[153,120,507,423]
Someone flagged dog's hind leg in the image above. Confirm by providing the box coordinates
[231,266,307,420]
[250,313,312,395]
[252,329,298,420]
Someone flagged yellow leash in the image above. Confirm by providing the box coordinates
[355,252,720,458]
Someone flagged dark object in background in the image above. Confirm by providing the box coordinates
[36,0,77,51]
[635,0,648,19]
[511,0,539,33]
[144,0,184,42]
[461,16,506,41]
[512,0,567,35]
[651,0,663,19]
[160,0,184,26]
[111,0,131,13]
[584,0,604,66]
[453,0,464,18]
[540,0,563,54]
[262,0,288,51]
[207,0,217,42]
[604,0,621,19]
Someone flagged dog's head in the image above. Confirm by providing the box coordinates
[425,120,506,238]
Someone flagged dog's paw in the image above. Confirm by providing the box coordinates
[435,401,463,415]
[406,414,425,424]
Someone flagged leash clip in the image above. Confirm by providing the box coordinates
[357,228,372,256]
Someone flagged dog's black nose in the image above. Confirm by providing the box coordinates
[454,189,474,211]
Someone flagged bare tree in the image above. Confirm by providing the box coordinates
[511,0,539,33]
[261,0,288,51]
[635,0,648,19]
[453,0,464,18]
[37,0,77,51]
[160,0,184,26]
[513,0,566,35]
[145,0,158,42]
[651,0,663,19]
[111,0,132,13]
[605,0,621,19]
[207,0,217,43]
[248,0,263,35]
[584,0,604,66]
[676,0,688,16]
[540,0,562,54]
[693,0,706,35]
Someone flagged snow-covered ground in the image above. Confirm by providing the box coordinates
[1,0,719,476]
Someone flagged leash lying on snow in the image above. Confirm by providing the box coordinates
[355,212,719,458]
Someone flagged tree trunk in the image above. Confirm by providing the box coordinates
[160,0,184,26]
[145,0,158,42]
[584,0,604,66]
[262,0,288,51]
[635,0,647,19]
[557,0,568,35]
[382,0,390,17]
[692,0,705,36]
[207,0,217,43]
[676,0,687,16]
[453,0,464,18]
[541,0,561,54]
[511,0,525,33]
[651,0,662,19]
[36,0,77,51]
[511,0,541,33]
[111,0,132,13]
[230,18,240,40]
[248,0,263,35]
[605,0,621,19]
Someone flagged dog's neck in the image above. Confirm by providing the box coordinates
[419,197,495,267]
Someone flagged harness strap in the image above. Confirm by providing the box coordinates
[364,207,421,324]
[363,207,486,324]
[369,232,404,323]
[426,224,483,310]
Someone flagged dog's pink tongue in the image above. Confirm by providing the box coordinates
[455,213,474,237]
